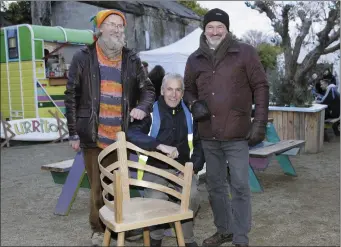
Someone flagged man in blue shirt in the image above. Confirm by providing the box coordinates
[127,73,205,247]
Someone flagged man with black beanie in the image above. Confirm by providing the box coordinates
[184,8,269,247]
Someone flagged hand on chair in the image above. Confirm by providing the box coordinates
[156,144,179,159]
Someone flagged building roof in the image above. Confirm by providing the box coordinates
[81,1,202,21]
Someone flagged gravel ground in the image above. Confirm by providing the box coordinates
[1,133,339,246]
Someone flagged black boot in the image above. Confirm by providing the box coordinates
[150,238,162,247]
[185,241,199,247]
[202,232,233,246]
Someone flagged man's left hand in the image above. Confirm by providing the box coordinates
[177,170,195,179]
[130,108,147,122]
[248,120,267,147]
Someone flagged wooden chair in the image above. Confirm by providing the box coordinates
[98,131,194,246]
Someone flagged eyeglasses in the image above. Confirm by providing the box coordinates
[102,22,124,30]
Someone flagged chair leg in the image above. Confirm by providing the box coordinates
[103,228,111,247]
[174,221,185,247]
[117,232,125,246]
[143,228,150,246]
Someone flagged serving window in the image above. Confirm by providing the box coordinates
[7,30,19,59]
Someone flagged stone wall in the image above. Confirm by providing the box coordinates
[32,1,201,52]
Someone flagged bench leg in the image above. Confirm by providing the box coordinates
[248,165,263,193]
[276,155,297,177]
[266,123,297,177]
[54,151,86,216]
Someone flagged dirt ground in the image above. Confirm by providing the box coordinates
[1,132,340,246]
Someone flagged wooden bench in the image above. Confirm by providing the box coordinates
[325,117,340,124]
[247,121,306,192]
[251,117,274,123]
[324,117,340,136]
[41,159,90,188]
[249,140,306,158]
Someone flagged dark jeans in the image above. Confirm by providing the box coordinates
[202,140,251,245]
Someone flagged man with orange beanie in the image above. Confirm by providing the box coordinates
[64,9,155,246]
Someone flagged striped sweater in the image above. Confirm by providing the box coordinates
[96,43,123,149]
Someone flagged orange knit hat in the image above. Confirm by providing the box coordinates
[91,9,127,28]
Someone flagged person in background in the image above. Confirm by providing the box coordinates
[148,65,166,101]
[183,8,269,247]
[316,78,340,119]
[323,68,337,85]
[127,73,205,247]
[142,61,149,75]
[43,49,50,76]
[64,9,155,246]
[308,73,324,100]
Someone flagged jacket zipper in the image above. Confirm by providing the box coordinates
[121,50,132,132]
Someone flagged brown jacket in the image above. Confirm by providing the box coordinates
[184,33,269,141]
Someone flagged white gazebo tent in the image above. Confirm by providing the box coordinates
[139,28,203,76]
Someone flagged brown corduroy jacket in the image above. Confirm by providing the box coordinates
[184,33,269,141]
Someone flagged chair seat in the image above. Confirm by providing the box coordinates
[99,197,193,232]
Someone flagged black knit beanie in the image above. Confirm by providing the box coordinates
[203,8,230,31]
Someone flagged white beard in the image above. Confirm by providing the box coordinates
[102,33,125,50]
[97,33,126,59]
[206,36,223,50]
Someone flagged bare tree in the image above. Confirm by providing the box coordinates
[248,1,340,106]
[242,30,269,47]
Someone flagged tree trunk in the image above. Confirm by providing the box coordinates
[31,1,52,26]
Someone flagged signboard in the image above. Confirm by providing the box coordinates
[0,118,69,141]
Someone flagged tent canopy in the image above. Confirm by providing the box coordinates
[139,28,203,76]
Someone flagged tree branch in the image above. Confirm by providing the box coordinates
[316,8,338,45]
[281,4,292,47]
[298,8,340,80]
[325,28,340,47]
[253,1,282,35]
[322,43,340,54]
[281,4,294,79]
[253,1,276,20]
[292,17,312,72]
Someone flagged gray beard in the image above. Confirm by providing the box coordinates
[206,39,222,50]
[97,35,125,59]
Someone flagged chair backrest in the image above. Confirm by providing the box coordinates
[98,131,193,223]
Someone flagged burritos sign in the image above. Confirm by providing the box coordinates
[0,118,69,141]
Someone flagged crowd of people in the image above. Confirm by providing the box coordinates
[64,6,337,247]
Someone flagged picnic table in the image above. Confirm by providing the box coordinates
[248,120,305,192]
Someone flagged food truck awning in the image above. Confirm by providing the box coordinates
[31,25,94,45]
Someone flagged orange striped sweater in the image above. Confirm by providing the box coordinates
[96,43,123,149]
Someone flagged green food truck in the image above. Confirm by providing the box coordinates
[1,24,94,120]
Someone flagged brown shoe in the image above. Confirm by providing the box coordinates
[202,232,233,246]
